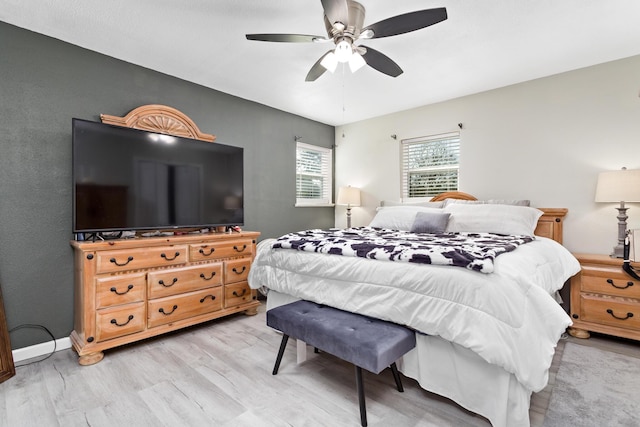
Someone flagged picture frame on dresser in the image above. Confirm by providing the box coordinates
[70,105,260,365]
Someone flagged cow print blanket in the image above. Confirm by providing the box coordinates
[271,227,535,273]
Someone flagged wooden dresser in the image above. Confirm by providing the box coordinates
[70,231,260,365]
[569,253,640,341]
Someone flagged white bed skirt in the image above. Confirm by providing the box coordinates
[266,290,532,427]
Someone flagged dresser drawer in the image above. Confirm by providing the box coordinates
[225,258,251,283]
[190,238,254,262]
[95,302,146,342]
[95,245,188,273]
[95,273,146,308]
[147,287,224,328]
[581,267,640,298]
[147,263,223,299]
[225,282,253,308]
[580,294,640,331]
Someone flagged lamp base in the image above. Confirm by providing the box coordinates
[611,204,629,259]
[610,244,624,259]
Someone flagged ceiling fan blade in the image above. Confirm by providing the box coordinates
[321,0,349,25]
[246,34,327,43]
[305,51,333,82]
[362,7,447,39]
[360,45,403,77]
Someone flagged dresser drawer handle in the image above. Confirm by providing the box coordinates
[199,272,217,281]
[232,289,247,297]
[232,266,247,275]
[110,256,133,267]
[199,247,215,256]
[233,244,247,252]
[110,315,134,327]
[161,252,180,261]
[158,278,178,287]
[606,279,634,290]
[606,309,634,320]
[159,305,178,315]
[200,295,217,303]
[110,284,134,295]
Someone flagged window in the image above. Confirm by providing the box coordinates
[400,132,460,200]
[296,142,333,206]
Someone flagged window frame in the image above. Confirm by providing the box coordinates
[400,132,460,201]
[295,141,334,207]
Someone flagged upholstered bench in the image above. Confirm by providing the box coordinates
[266,300,416,427]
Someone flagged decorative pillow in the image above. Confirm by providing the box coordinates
[443,198,531,207]
[444,203,543,236]
[369,206,444,231]
[381,200,445,208]
[410,211,451,234]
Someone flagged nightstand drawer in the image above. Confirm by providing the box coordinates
[581,271,640,298]
[581,265,640,298]
[580,294,640,331]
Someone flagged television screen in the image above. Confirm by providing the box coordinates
[72,118,244,233]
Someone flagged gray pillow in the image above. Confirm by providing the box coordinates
[410,211,451,234]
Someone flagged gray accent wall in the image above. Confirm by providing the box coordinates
[0,22,335,348]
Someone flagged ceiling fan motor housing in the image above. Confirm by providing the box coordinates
[324,0,365,42]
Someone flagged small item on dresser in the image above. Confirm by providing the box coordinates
[623,232,640,280]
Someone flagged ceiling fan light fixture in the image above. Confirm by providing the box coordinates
[320,51,338,73]
[334,38,353,63]
[348,52,366,72]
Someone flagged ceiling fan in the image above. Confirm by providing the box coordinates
[246,0,447,82]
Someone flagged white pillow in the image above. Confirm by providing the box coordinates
[369,206,444,231]
[444,203,543,236]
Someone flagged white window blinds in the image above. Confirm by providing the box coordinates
[296,142,333,206]
[400,132,460,200]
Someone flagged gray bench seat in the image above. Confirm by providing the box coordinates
[266,300,417,426]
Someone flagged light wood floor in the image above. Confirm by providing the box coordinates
[0,302,637,427]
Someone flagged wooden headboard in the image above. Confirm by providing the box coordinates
[431,191,567,244]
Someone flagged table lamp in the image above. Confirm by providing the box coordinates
[595,167,640,258]
[337,186,361,228]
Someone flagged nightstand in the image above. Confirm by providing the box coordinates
[568,253,640,341]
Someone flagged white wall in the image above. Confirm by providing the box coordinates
[335,55,640,254]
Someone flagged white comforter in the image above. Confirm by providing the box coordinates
[248,236,580,392]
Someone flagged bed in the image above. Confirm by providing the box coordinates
[248,192,580,427]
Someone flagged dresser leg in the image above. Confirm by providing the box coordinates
[568,327,590,339]
[244,307,258,316]
[78,351,104,366]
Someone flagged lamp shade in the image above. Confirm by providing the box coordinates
[595,169,640,202]
[337,186,361,206]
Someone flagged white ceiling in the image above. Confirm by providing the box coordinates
[2,0,640,126]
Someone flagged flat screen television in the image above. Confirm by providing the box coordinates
[72,118,244,234]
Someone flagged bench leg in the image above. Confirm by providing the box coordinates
[272,334,289,375]
[355,366,367,427]
[390,362,404,392]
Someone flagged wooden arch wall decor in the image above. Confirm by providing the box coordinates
[100,104,216,142]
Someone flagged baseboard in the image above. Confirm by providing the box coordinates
[12,337,71,363]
